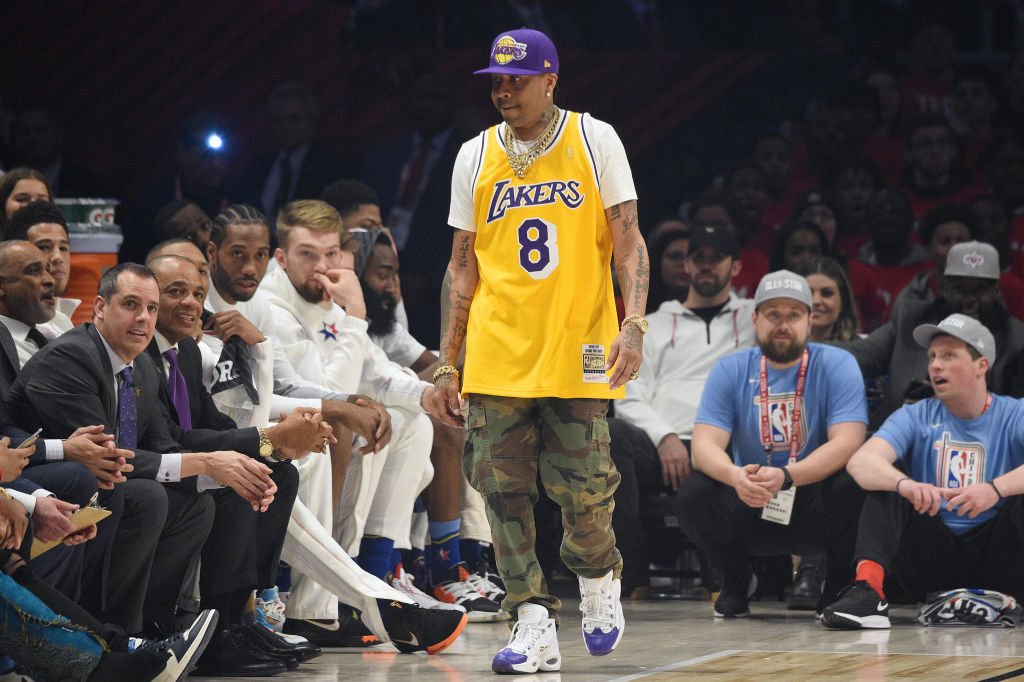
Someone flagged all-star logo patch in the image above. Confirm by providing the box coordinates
[319,321,339,341]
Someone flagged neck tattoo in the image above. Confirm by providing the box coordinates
[504,107,561,179]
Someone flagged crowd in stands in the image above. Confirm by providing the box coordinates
[2,3,1024,678]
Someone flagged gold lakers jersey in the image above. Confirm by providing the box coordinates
[462,111,624,399]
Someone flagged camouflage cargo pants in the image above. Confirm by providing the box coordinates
[464,395,623,618]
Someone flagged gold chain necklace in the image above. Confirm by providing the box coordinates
[503,107,561,179]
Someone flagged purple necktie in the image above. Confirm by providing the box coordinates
[163,348,192,430]
[116,367,137,449]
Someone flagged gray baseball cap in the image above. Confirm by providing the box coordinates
[753,270,813,310]
[913,313,996,363]
[945,241,1000,280]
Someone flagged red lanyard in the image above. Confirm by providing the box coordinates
[759,349,809,464]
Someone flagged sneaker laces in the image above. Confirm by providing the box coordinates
[442,575,487,603]
[580,585,615,631]
[256,595,287,624]
[394,568,444,605]
[130,629,185,654]
[467,571,505,600]
[506,620,545,654]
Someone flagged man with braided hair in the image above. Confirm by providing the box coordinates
[437,27,649,674]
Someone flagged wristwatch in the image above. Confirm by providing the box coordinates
[780,466,794,491]
[257,428,286,462]
[622,314,649,335]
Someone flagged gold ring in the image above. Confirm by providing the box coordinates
[629,370,640,381]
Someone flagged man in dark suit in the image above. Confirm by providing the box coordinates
[6,262,305,675]
[0,239,129,603]
[146,253,327,672]
[239,82,352,240]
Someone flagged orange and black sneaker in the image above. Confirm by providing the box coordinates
[379,599,468,654]
[282,606,381,648]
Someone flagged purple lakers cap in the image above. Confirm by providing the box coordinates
[474,28,559,76]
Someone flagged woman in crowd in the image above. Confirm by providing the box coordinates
[0,168,52,232]
[797,257,860,342]
[646,227,690,313]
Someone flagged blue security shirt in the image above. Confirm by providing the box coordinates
[875,394,1024,535]
[696,343,868,468]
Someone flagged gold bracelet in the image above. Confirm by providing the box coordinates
[432,365,461,384]
[621,314,649,335]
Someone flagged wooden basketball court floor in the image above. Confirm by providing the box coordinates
[193,596,1024,681]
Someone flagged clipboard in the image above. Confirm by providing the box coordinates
[30,506,112,559]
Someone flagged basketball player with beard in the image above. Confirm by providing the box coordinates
[674,270,868,619]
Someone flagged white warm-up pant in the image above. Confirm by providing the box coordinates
[281,445,415,637]
[460,473,492,543]
[335,407,434,555]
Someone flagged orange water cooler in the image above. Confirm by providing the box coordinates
[56,199,123,325]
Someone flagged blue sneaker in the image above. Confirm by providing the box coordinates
[579,572,624,656]
[491,603,560,674]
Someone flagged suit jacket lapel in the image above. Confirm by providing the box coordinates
[145,339,179,426]
[0,322,21,374]
[85,324,117,420]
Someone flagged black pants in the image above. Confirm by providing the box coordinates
[20,462,98,601]
[131,481,215,634]
[200,462,298,602]
[855,491,1024,602]
[608,418,677,588]
[674,470,863,608]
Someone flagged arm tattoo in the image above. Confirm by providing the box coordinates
[610,204,622,220]
[633,244,649,311]
[621,205,638,235]
[439,267,473,365]
[616,262,633,310]
[457,234,470,269]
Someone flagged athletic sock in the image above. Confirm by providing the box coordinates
[460,539,483,566]
[855,559,886,600]
[358,535,396,579]
[428,519,462,585]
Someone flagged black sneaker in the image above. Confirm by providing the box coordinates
[244,622,321,663]
[379,599,469,654]
[787,558,824,611]
[282,609,381,648]
[821,581,891,630]
[713,590,750,618]
[130,608,218,681]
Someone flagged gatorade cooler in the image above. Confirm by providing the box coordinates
[55,199,123,325]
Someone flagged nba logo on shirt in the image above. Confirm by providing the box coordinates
[934,432,986,489]
[757,392,805,450]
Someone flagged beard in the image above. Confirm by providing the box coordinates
[294,280,325,304]
[758,335,805,364]
[932,297,1008,335]
[691,274,727,298]
[363,285,398,337]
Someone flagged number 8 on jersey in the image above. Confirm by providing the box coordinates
[518,218,559,279]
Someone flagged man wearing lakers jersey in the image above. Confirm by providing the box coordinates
[437,28,649,674]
